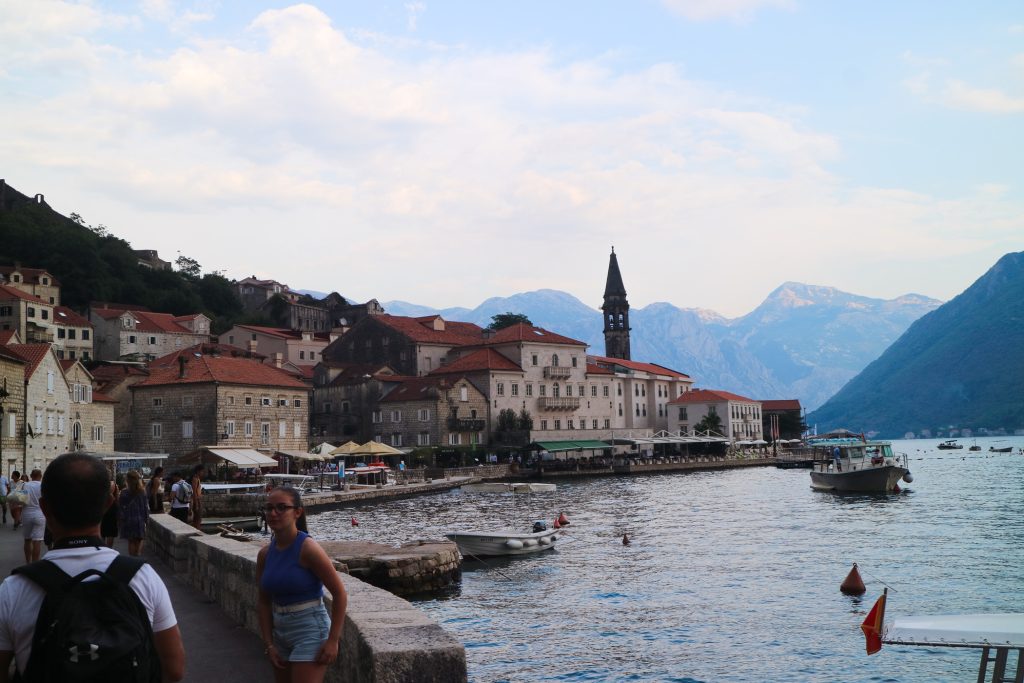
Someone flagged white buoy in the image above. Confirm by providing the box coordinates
[903,472,914,483]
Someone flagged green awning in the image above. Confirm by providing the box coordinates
[535,440,612,452]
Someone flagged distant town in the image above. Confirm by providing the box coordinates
[0,252,810,475]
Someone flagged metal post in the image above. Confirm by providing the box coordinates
[978,647,990,683]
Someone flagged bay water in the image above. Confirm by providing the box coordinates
[308,437,1024,682]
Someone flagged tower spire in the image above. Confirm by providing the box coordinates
[602,248,631,360]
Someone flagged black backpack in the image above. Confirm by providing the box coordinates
[11,556,162,683]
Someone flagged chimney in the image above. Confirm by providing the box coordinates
[178,355,187,379]
[273,352,283,369]
[248,340,258,354]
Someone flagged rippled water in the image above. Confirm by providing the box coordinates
[308,438,1024,682]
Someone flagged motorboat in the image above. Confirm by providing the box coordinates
[990,446,1013,453]
[969,440,982,451]
[937,439,963,450]
[445,482,564,558]
[808,437,912,493]
[862,590,1024,682]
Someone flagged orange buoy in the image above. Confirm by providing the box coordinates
[557,512,570,527]
[553,517,561,529]
[622,533,630,546]
[351,517,359,527]
[840,563,866,595]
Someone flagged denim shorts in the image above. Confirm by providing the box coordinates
[272,603,330,662]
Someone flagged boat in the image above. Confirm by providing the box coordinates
[937,439,963,450]
[990,446,1013,453]
[862,591,1024,682]
[445,482,564,558]
[969,440,982,451]
[808,437,912,493]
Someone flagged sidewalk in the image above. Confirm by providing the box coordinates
[0,517,269,682]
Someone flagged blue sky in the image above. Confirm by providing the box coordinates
[2,1,1021,316]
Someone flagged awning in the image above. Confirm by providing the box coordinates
[535,440,611,452]
[79,450,169,461]
[276,450,327,462]
[184,448,278,467]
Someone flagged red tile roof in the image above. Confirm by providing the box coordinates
[92,391,118,403]
[324,363,396,387]
[374,315,484,345]
[150,343,267,367]
[669,389,757,405]
[0,266,60,286]
[761,399,802,411]
[5,344,55,379]
[585,362,614,375]
[92,308,203,334]
[481,323,587,347]
[588,355,691,379]
[379,375,459,403]
[233,325,301,340]
[134,355,308,389]
[0,284,47,304]
[0,330,20,346]
[54,306,92,328]
[0,344,26,364]
[429,348,522,375]
[59,359,77,372]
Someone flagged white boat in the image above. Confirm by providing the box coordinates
[446,482,564,558]
[808,438,912,493]
[863,590,1024,682]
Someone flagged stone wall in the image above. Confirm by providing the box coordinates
[146,514,467,683]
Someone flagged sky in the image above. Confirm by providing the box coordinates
[1,1,1021,318]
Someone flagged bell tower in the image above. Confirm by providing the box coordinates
[602,247,631,360]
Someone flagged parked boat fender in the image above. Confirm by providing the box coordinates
[505,539,524,550]
[553,517,561,529]
[841,563,866,595]
[351,516,359,527]
[523,539,538,547]
[558,512,571,527]
[539,536,551,545]
[903,472,914,483]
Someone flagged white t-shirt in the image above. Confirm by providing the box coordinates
[21,481,43,518]
[0,546,177,674]
[170,481,190,509]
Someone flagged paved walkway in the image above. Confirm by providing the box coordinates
[0,515,269,682]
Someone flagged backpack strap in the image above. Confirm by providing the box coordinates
[11,560,72,594]
[103,555,146,585]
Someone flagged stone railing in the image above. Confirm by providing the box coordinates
[146,515,467,682]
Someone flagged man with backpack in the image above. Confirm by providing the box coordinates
[168,472,192,524]
[0,453,185,682]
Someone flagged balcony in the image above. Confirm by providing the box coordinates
[538,396,581,411]
[448,418,486,432]
[544,366,572,379]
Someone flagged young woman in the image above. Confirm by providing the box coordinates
[118,470,150,556]
[101,478,120,547]
[256,487,347,683]
[148,466,165,513]
[189,464,205,530]
[8,471,24,529]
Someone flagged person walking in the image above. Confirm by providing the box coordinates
[168,472,191,523]
[257,487,347,683]
[20,470,44,563]
[101,478,120,548]
[189,465,205,530]
[118,470,150,557]
[147,466,165,514]
[8,472,23,529]
[0,471,8,526]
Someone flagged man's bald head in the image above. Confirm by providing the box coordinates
[42,453,111,527]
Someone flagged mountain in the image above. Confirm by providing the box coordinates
[807,251,1024,437]
[381,285,940,410]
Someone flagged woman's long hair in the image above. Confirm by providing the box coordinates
[125,470,145,496]
[271,486,308,533]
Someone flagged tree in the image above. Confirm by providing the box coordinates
[488,312,532,330]
[517,409,534,431]
[497,408,518,431]
[694,410,724,435]
[175,254,202,279]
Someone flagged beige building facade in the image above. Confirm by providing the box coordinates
[0,347,26,475]
[7,343,70,471]
[90,307,211,361]
[668,389,763,441]
[61,360,115,453]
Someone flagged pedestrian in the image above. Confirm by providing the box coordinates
[189,465,205,530]
[0,452,185,681]
[101,476,120,548]
[118,470,150,557]
[257,486,347,683]
[20,470,44,563]
[147,466,165,514]
[8,472,23,529]
[0,470,8,526]
[168,472,191,523]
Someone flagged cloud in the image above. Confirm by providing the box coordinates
[660,0,793,22]
[405,2,426,31]
[943,80,1024,114]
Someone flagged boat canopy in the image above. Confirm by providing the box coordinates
[182,447,278,468]
[885,614,1024,649]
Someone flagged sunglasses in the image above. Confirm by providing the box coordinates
[263,503,297,514]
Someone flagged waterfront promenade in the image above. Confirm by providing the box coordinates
[0,521,267,682]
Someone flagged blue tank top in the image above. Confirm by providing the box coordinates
[260,531,324,605]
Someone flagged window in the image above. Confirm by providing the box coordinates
[299,351,305,360]
[460,387,468,402]
[35,410,43,433]
[261,396,271,406]
[603,386,609,397]
[245,421,253,437]
[678,407,688,420]
[245,396,253,406]
[554,419,561,430]
[182,420,193,438]
[418,409,430,421]
[279,398,289,407]
[152,397,162,407]
[226,420,235,436]
[618,404,623,416]
[532,354,538,366]
[604,419,610,429]
[73,383,81,403]
[227,396,235,405]
[85,385,92,403]
[294,399,302,408]
[372,410,382,423]
[391,410,402,422]
[635,386,639,397]
[323,402,333,413]
[294,422,302,438]
[261,422,270,445]
[511,384,519,397]
[182,395,193,408]
[540,420,548,430]
[41,309,48,320]
[151,423,163,438]
[636,405,640,416]
[566,385,572,397]
[552,354,559,367]
[448,433,461,446]
[149,336,157,345]
[539,385,546,397]
[617,384,622,396]
[26,307,35,318]
[591,385,597,397]
[553,384,560,397]
[418,432,430,446]
[496,383,504,396]
[578,384,584,396]
[57,415,64,435]
[572,357,578,368]
[592,419,599,429]
[390,433,402,447]
[567,419,574,429]
[58,328,66,339]
[92,425,104,442]
[279,420,287,438]
[82,330,89,340]
[128,335,136,344]
[526,384,533,396]
[46,371,54,394]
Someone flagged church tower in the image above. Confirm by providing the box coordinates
[602,247,631,360]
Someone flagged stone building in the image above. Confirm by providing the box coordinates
[89,306,211,361]
[760,399,805,441]
[588,355,694,433]
[90,363,150,452]
[53,306,94,361]
[375,375,489,449]
[0,284,55,344]
[6,343,70,471]
[0,265,61,306]
[130,353,310,459]
[0,345,26,475]
[311,362,396,442]
[667,389,763,442]
[234,276,330,333]
[218,325,332,367]
[61,360,115,453]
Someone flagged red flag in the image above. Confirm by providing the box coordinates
[860,591,887,655]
